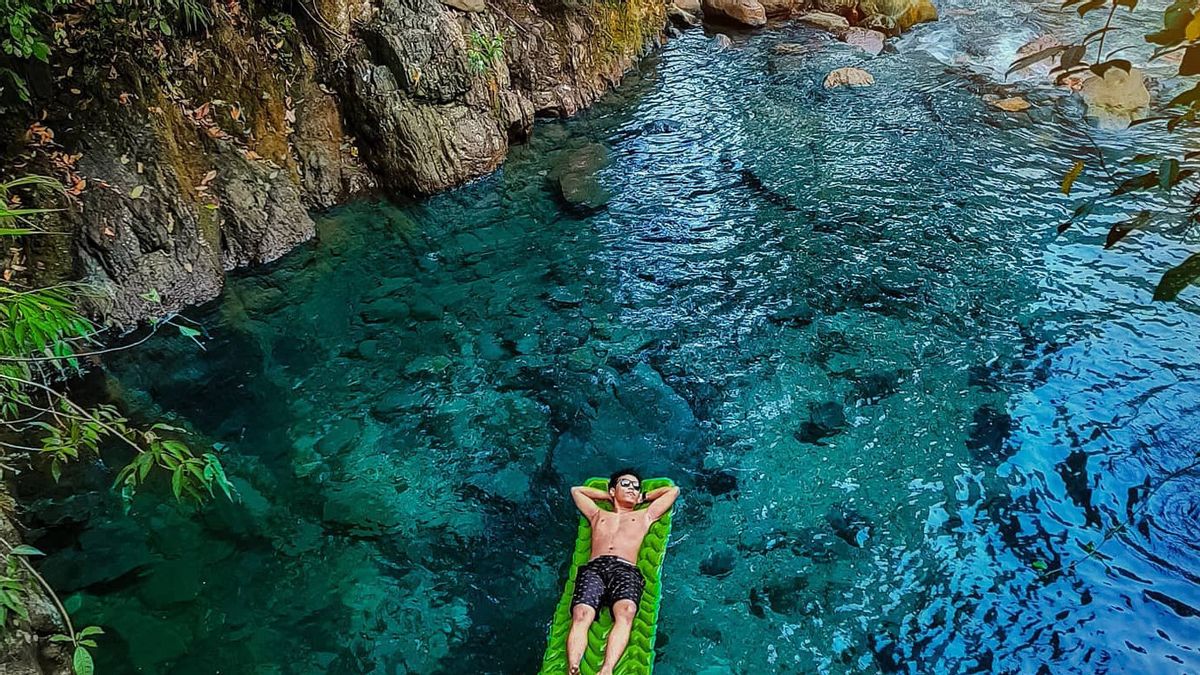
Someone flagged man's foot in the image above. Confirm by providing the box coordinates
[568,664,580,675]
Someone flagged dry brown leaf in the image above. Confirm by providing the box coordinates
[230,104,241,121]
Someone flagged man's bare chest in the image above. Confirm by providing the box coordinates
[592,513,649,540]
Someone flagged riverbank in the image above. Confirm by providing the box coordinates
[19,8,1200,670]
[4,0,667,326]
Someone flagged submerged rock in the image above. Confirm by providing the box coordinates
[825,504,874,547]
[966,406,1013,462]
[794,401,846,443]
[824,67,875,89]
[549,143,612,213]
[840,27,886,56]
[987,95,1032,112]
[701,0,767,27]
[700,546,738,577]
[712,33,734,50]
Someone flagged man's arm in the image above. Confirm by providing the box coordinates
[644,486,680,521]
[571,486,610,521]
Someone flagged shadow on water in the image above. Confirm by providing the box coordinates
[21,9,1200,674]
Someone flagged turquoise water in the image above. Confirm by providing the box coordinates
[25,7,1200,674]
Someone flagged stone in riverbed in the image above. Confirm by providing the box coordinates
[700,546,737,577]
[798,10,849,32]
[674,0,701,12]
[549,143,611,213]
[701,0,767,27]
[823,67,875,89]
[840,27,886,56]
[712,33,733,49]
[794,401,846,443]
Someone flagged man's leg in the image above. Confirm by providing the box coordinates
[566,604,596,675]
[597,599,638,675]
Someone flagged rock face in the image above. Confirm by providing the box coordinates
[12,0,667,325]
[1080,67,1150,129]
[701,0,768,26]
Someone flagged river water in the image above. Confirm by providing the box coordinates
[25,2,1200,673]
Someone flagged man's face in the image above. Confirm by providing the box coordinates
[610,474,641,504]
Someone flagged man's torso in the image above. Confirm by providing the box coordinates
[589,509,652,563]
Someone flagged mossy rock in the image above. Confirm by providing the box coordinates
[539,477,675,675]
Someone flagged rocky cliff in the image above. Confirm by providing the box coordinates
[8,0,666,325]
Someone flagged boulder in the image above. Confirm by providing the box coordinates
[759,0,797,17]
[549,143,612,212]
[674,0,702,13]
[712,33,734,49]
[861,0,937,32]
[840,27,886,56]
[815,0,858,17]
[823,67,875,89]
[701,0,767,27]
[798,10,849,32]
[1080,67,1150,129]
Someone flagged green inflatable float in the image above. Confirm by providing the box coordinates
[539,477,675,675]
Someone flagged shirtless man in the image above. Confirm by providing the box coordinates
[566,468,680,675]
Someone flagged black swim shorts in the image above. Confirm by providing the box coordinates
[570,555,645,611]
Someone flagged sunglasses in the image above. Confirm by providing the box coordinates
[616,479,641,490]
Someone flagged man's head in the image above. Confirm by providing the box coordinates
[608,467,643,508]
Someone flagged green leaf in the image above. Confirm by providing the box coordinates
[1031,560,1048,571]
[76,626,103,638]
[73,646,94,675]
[177,325,201,339]
[171,468,184,500]
[129,185,144,199]
[1160,158,1181,191]
[140,288,161,304]
[63,594,83,614]
[1105,210,1152,248]
[1061,160,1084,195]
[1153,252,1200,301]
[1113,171,1160,196]
[8,545,43,557]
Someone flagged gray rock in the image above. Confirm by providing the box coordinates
[712,33,734,49]
[549,144,612,212]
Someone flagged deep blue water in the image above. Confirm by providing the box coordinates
[23,5,1200,674]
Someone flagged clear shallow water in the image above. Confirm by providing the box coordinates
[23,6,1200,673]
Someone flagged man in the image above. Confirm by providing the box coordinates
[566,468,680,675]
